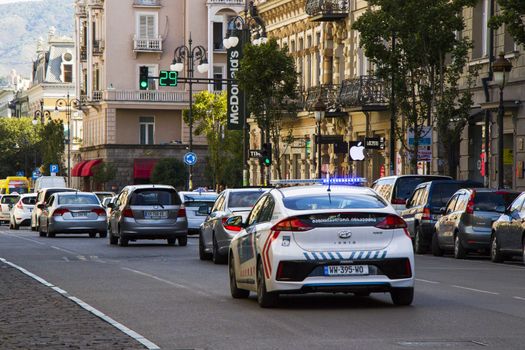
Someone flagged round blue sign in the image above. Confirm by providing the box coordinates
[184,152,197,166]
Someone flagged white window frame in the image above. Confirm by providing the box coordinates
[61,63,74,83]
[213,64,225,91]
[139,116,155,145]
[136,11,158,39]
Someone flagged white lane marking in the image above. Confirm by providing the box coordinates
[451,285,499,295]
[0,257,160,350]
[77,255,87,261]
[122,267,216,299]
[416,278,440,284]
[51,245,79,255]
[513,296,525,301]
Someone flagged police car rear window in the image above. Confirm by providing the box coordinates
[283,194,387,210]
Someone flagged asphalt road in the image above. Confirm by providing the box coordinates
[1,226,524,350]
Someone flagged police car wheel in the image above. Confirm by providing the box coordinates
[229,254,249,299]
[257,260,278,308]
[390,287,414,306]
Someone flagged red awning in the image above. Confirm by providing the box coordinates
[71,160,89,177]
[134,159,158,180]
[80,159,103,177]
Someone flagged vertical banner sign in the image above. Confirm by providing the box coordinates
[227,38,244,130]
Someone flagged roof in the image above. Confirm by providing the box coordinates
[33,37,74,85]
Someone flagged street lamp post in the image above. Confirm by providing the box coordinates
[33,100,51,125]
[493,53,512,189]
[55,92,81,187]
[314,98,326,179]
[171,34,208,191]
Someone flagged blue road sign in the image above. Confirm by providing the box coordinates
[50,164,59,174]
[16,171,24,176]
[183,152,197,166]
[32,170,41,180]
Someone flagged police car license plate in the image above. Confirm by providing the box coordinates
[145,211,168,219]
[324,265,369,276]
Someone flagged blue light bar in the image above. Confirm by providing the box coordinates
[270,178,367,186]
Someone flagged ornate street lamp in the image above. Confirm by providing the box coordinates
[55,92,81,187]
[314,98,326,179]
[493,53,512,189]
[171,34,208,190]
[33,100,51,125]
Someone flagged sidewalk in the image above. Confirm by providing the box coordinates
[0,262,147,349]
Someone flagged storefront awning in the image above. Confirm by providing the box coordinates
[134,159,158,180]
[80,159,102,177]
[71,161,89,177]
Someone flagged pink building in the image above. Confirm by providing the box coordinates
[74,0,245,190]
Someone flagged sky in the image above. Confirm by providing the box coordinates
[0,0,41,4]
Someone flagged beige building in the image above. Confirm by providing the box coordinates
[249,0,390,185]
[74,0,245,190]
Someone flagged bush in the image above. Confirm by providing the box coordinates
[151,158,187,189]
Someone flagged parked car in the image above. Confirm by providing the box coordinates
[0,194,20,224]
[33,176,67,192]
[490,192,525,264]
[200,187,270,264]
[107,185,187,246]
[9,193,37,229]
[178,191,218,235]
[434,189,519,259]
[401,180,483,253]
[94,191,116,204]
[37,192,107,238]
[372,175,452,213]
[31,187,76,231]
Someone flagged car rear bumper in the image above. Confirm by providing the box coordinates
[120,224,187,239]
[461,227,491,250]
[0,213,10,221]
[49,220,107,233]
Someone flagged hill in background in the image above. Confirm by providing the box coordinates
[0,0,74,79]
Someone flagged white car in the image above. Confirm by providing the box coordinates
[9,194,37,229]
[0,194,20,224]
[227,185,415,307]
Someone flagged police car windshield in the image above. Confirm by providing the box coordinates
[283,194,387,210]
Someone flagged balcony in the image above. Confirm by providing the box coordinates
[305,0,349,22]
[305,84,341,111]
[206,0,245,5]
[93,40,104,55]
[133,0,161,7]
[80,47,87,61]
[104,90,188,103]
[339,75,389,112]
[88,0,103,8]
[133,36,162,52]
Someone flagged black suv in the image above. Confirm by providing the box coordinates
[401,180,483,254]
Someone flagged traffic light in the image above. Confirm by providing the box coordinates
[260,143,272,166]
[139,66,149,90]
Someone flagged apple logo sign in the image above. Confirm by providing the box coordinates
[350,142,366,161]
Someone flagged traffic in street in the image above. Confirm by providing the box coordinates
[1,222,524,349]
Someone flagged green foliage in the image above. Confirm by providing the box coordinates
[40,119,66,176]
[489,0,525,46]
[353,0,478,173]
[236,38,298,179]
[92,163,117,187]
[183,90,243,188]
[151,158,187,189]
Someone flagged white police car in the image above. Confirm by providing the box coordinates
[226,181,415,307]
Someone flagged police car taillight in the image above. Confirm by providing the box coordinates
[271,217,313,232]
[375,215,407,230]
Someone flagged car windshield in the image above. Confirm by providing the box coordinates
[228,191,264,208]
[130,189,181,206]
[430,183,470,207]
[1,196,19,205]
[58,194,99,205]
[21,196,36,205]
[183,195,218,208]
[283,194,387,210]
[394,177,448,200]
[474,192,519,212]
[44,189,75,202]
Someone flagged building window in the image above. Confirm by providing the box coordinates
[139,116,154,145]
[213,66,223,91]
[213,22,224,50]
[63,64,73,83]
[138,14,157,38]
[472,0,488,59]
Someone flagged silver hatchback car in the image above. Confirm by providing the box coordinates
[200,188,269,263]
[108,185,187,247]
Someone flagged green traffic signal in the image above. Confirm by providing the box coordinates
[139,66,149,90]
[264,158,271,165]
[140,81,148,89]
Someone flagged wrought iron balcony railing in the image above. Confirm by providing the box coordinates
[305,84,341,111]
[339,75,388,110]
[305,0,349,22]
[93,40,104,55]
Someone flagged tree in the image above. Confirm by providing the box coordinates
[92,163,117,190]
[151,158,187,189]
[184,90,243,188]
[489,0,525,46]
[236,38,298,180]
[40,119,66,176]
[353,0,478,173]
[0,117,42,177]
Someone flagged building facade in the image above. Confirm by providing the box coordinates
[74,0,245,191]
